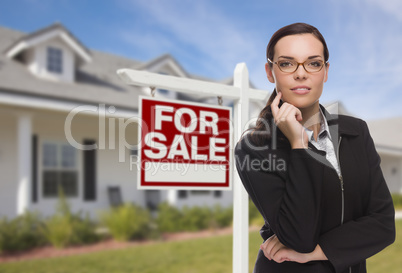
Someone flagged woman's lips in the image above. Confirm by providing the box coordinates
[291,86,311,95]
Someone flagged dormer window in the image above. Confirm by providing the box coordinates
[5,23,92,83]
[47,47,63,74]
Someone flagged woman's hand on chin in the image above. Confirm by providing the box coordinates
[271,92,308,149]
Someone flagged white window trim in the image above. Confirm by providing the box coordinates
[46,46,63,74]
[39,138,82,200]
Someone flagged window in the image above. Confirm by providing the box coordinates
[178,190,188,199]
[130,147,138,156]
[158,89,169,95]
[47,47,63,74]
[42,142,78,197]
[190,190,210,195]
[213,191,222,198]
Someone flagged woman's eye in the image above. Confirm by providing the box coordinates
[308,61,323,67]
[279,61,294,67]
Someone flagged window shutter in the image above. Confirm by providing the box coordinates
[83,139,96,201]
[32,135,38,203]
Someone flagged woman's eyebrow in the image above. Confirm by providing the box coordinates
[307,55,323,59]
[278,56,294,60]
[278,55,323,60]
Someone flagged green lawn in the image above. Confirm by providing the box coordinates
[367,219,402,272]
[0,220,400,273]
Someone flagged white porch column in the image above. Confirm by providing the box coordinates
[167,189,177,205]
[17,114,32,215]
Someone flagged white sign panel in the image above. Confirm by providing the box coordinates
[138,96,232,190]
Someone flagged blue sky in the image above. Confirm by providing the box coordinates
[1,0,402,120]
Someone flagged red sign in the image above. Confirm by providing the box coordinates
[138,97,232,189]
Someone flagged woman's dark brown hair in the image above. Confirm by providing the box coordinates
[250,22,329,146]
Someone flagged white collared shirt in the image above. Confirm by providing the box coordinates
[304,109,341,177]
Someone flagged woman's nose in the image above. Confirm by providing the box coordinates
[293,64,307,80]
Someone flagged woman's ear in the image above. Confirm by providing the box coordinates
[265,63,275,83]
[324,62,330,83]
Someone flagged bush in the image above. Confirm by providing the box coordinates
[392,194,402,210]
[0,211,46,253]
[42,190,99,248]
[43,214,98,248]
[100,203,151,241]
[156,203,233,233]
[249,199,265,227]
[181,206,212,231]
[210,205,232,228]
[155,202,183,232]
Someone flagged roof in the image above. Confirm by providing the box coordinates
[4,23,92,64]
[0,24,143,109]
[0,24,244,111]
[136,53,189,77]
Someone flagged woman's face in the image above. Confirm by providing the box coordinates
[265,34,329,110]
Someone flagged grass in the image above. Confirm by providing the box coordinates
[367,219,402,272]
[392,194,402,210]
[0,220,400,273]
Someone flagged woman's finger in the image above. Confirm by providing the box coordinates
[294,107,303,122]
[270,92,282,119]
[265,235,284,260]
[273,248,290,263]
[269,240,285,258]
[265,240,278,259]
[260,234,277,260]
[275,103,295,125]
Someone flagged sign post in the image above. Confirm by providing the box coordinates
[232,64,250,273]
[118,63,269,273]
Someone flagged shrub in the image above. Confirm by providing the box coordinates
[210,205,232,228]
[0,211,46,253]
[100,203,151,241]
[156,203,233,233]
[180,206,212,231]
[70,214,99,244]
[155,202,183,232]
[249,199,265,227]
[42,190,98,248]
[43,214,73,248]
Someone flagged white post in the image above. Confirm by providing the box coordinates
[233,63,249,273]
[167,189,177,205]
[17,114,32,215]
[117,64,271,273]
[399,158,402,194]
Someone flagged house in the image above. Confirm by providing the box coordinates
[2,22,399,221]
[325,102,402,194]
[367,117,402,194]
[1,23,259,220]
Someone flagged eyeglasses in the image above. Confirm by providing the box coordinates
[267,58,327,73]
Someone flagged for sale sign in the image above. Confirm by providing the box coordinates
[137,96,232,190]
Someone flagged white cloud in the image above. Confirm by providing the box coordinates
[321,0,402,119]
[119,29,176,59]
[119,0,264,80]
[117,0,402,120]
[367,0,402,21]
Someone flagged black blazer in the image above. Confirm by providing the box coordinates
[235,106,395,273]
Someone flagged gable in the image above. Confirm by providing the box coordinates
[3,24,92,83]
[5,23,91,65]
[139,54,188,78]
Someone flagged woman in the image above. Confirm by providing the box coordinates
[235,23,395,273]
